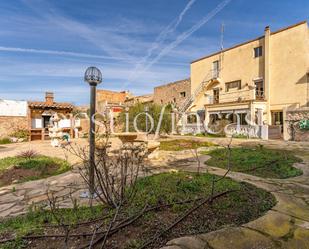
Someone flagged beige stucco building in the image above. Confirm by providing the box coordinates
[185,21,309,139]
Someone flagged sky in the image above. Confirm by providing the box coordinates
[0,0,308,105]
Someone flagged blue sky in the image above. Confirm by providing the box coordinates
[0,0,308,105]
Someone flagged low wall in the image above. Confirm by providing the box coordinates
[284,107,309,141]
[0,116,28,138]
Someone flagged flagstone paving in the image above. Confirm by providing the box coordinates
[0,139,94,217]
[0,137,309,249]
[159,138,309,249]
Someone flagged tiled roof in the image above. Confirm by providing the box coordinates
[28,101,74,109]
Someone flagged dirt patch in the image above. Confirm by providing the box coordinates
[9,184,275,249]
[0,164,58,186]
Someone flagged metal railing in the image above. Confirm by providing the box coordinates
[178,69,217,113]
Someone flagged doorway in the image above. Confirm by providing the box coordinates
[43,116,51,130]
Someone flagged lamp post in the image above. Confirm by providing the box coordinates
[84,66,102,197]
[144,106,149,135]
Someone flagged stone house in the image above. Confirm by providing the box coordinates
[154,78,191,108]
[184,21,309,140]
[125,94,153,106]
[0,92,79,141]
[28,92,75,140]
[96,89,132,114]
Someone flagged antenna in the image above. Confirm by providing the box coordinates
[220,22,225,51]
[219,22,225,72]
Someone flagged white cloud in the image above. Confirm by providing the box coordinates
[0,46,130,61]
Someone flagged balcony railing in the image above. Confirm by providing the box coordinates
[207,88,265,105]
[255,90,265,100]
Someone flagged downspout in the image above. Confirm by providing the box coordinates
[264,26,271,124]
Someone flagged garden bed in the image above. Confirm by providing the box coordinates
[0,154,71,186]
[0,172,275,249]
[159,139,216,151]
[205,146,303,178]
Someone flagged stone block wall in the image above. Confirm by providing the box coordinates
[0,116,28,138]
[154,78,191,108]
[284,107,309,141]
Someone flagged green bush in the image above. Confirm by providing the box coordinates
[9,129,29,140]
[0,137,11,144]
[118,103,173,134]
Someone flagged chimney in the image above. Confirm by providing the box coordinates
[45,92,54,105]
[264,26,270,36]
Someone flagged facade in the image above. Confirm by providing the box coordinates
[96,89,131,113]
[0,93,78,141]
[28,92,75,140]
[0,100,28,138]
[188,21,309,139]
[154,78,191,107]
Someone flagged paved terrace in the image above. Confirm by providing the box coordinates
[0,137,308,248]
[157,137,309,249]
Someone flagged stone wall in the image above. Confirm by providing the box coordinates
[0,116,28,138]
[154,78,191,108]
[284,107,309,141]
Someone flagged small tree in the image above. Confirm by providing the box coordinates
[118,103,173,134]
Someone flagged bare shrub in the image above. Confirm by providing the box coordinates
[17,149,39,159]
[66,121,148,209]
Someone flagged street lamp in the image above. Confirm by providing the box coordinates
[84,66,102,197]
[144,106,149,135]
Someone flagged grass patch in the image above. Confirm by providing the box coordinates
[205,147,303,179]
[0,156,71,186]
[195,133,225,138]
[159,139,216,151]
[0,172,275,248]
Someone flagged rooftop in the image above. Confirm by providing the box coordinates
[28,101,74,109]
[191,20,308,64]
[155,78,191,89]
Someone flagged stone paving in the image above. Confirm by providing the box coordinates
[158,138,309,249]
[0,137,309,248]
[0,138,121,217]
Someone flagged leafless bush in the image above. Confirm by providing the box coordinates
[190,147,203,174]
[17,149,39,159]
[66,121,148,209]
[64,119,149,248]
[210,136,233,200]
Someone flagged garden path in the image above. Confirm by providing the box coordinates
[158,138,309,249]
[0,137,309,249]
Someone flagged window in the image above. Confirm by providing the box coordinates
[255,80,264,99]
[271,111,283,125]
[180,91,186,98]
[212,60,219,78]
[173,98,176,103]
[254,46,262,58]
[213,89,219,104]
[225,80,241,92]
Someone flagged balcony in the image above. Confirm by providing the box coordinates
[255,90,265,100]
[207,88,265,105]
